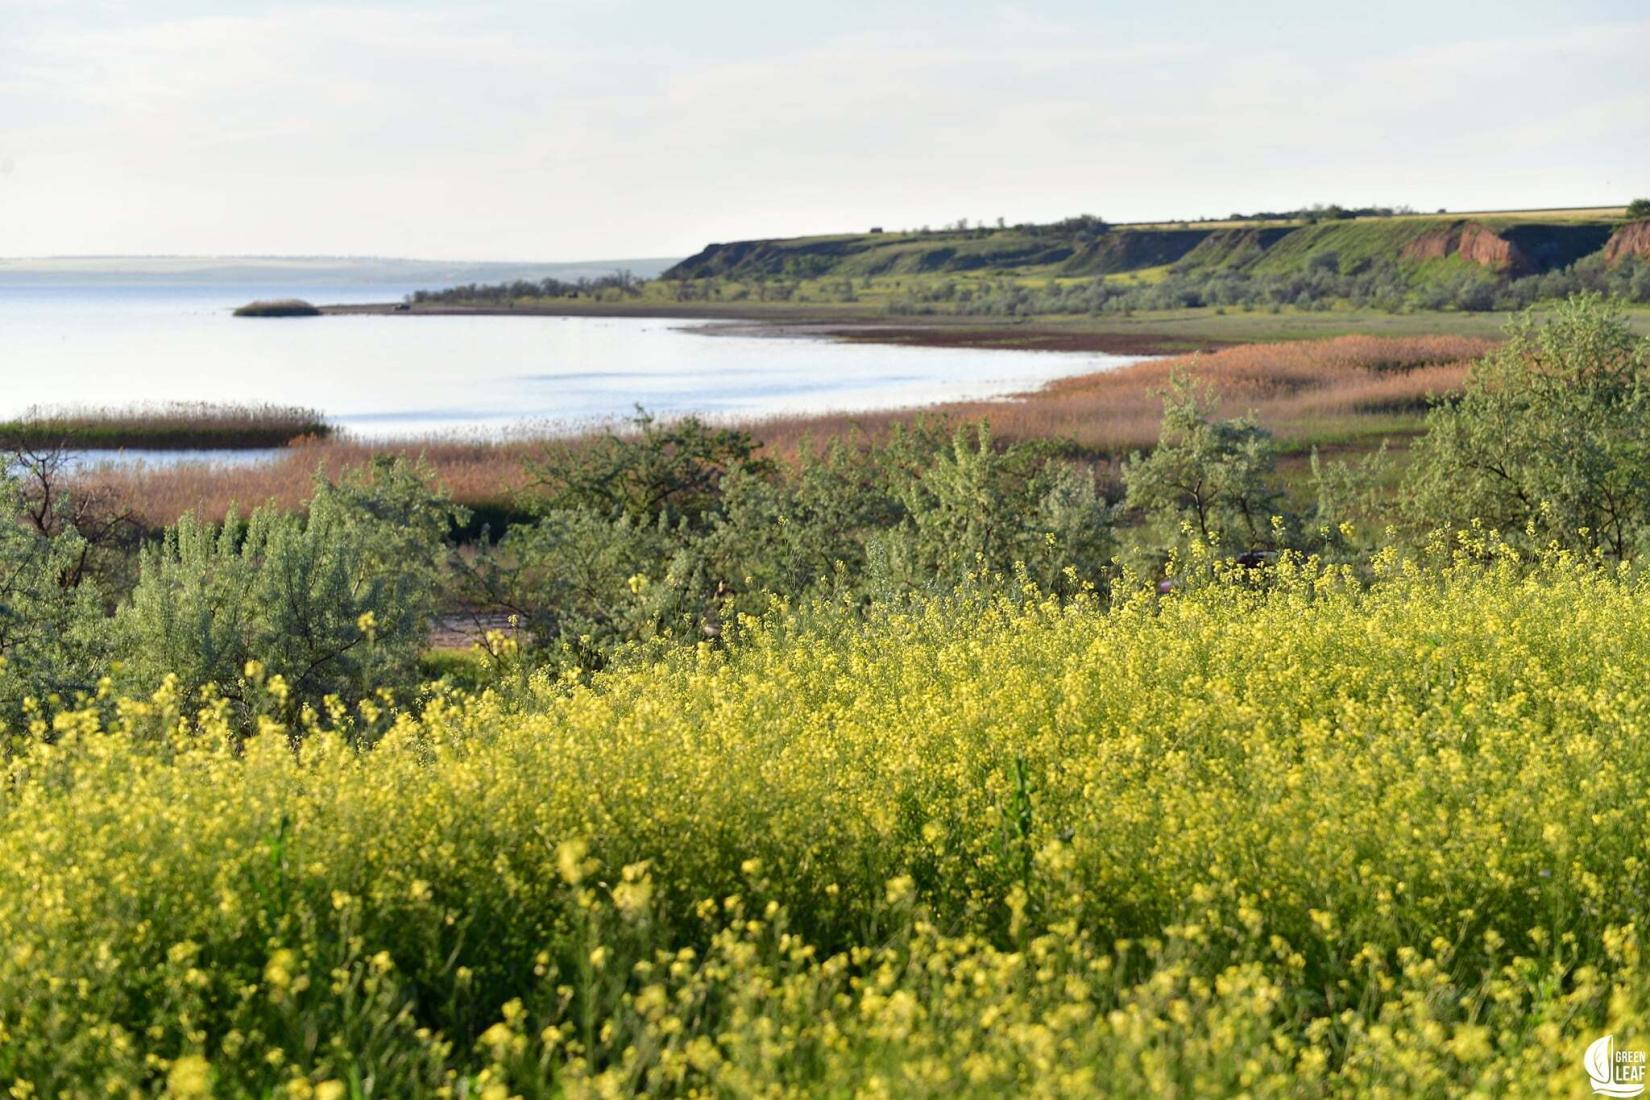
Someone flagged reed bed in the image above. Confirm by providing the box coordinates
[64,335,1492,526]
[751,333,1493,457]
[0,402,332,450]
[72,438,538,526]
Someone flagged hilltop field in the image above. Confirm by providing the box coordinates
[350,205,1650,351]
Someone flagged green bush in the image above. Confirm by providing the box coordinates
[866,425,1112,598]
[114,458,460,723]
[1405,294,1650,557]
[1121,374,1287,566]
[525,412,772,532]
[0,472,107,736]
[472,420,1115,673]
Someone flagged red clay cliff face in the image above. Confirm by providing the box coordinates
[1400,221,1533,275]
[1604,220,1650,264]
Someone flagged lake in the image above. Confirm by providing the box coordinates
[0,280,1138,441]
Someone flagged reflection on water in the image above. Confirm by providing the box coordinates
[0,282,1141,441]
[59,448,285,472]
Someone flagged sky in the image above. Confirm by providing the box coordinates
[2,0,1647,262]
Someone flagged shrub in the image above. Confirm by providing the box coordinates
[458,508,670,671]
[866,424,1112,597]
[1405,294,1650,557]
[525,411,772,532]
[0,472,107,735]
[1121,373,1286,565]
[113,457,460,722]
[473,419,1114,671]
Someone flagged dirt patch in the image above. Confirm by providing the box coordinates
[1604,220,1650,264]
[323,303,1229,355]
[1400,220,1532,274]
[429,612,522,651]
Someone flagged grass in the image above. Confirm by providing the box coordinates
[0,402,334,450]
[889,303,1649,347]
[1122,206,1627,229]
[5,557,1650,1092]
[656,209,1634,287]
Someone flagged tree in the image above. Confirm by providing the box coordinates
[0,469,108,736]
[1404,294,1650,558]
[2,440,138,590]
[1121,374,1286,560]
[1627,198,1650,220]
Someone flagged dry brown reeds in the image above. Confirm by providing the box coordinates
[751,333,1493,457]
[67,335,1493,527]
[71,438,538,527]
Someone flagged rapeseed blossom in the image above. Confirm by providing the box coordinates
[0,550,1645,1094]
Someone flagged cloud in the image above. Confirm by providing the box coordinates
[0,3,1646,258]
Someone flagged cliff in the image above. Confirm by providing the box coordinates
[663,213,1627,284]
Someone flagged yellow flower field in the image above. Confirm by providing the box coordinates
[2,549,1648,1096]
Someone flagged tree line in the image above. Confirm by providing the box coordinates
[887,254,1650,316]
[407,270,642,305]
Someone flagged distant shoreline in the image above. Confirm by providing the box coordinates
[319,295,1615,352]
[318,300,1228,356]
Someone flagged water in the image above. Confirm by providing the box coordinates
[0,278,1137,444]
[58,448,284,473]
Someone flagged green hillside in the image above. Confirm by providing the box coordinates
[664,208,1632,285]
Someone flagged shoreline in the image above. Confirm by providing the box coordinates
[318,300,1228,356]
[313,299,1650,348]
[685,320,1199,356]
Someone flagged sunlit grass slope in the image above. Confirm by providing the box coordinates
[4,551,1650,1094]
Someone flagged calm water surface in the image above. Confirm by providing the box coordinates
[0,282,1138,440]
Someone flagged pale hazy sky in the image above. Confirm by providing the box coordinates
[2,1,1647,261]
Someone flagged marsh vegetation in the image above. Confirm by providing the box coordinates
[0,402,332,451]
